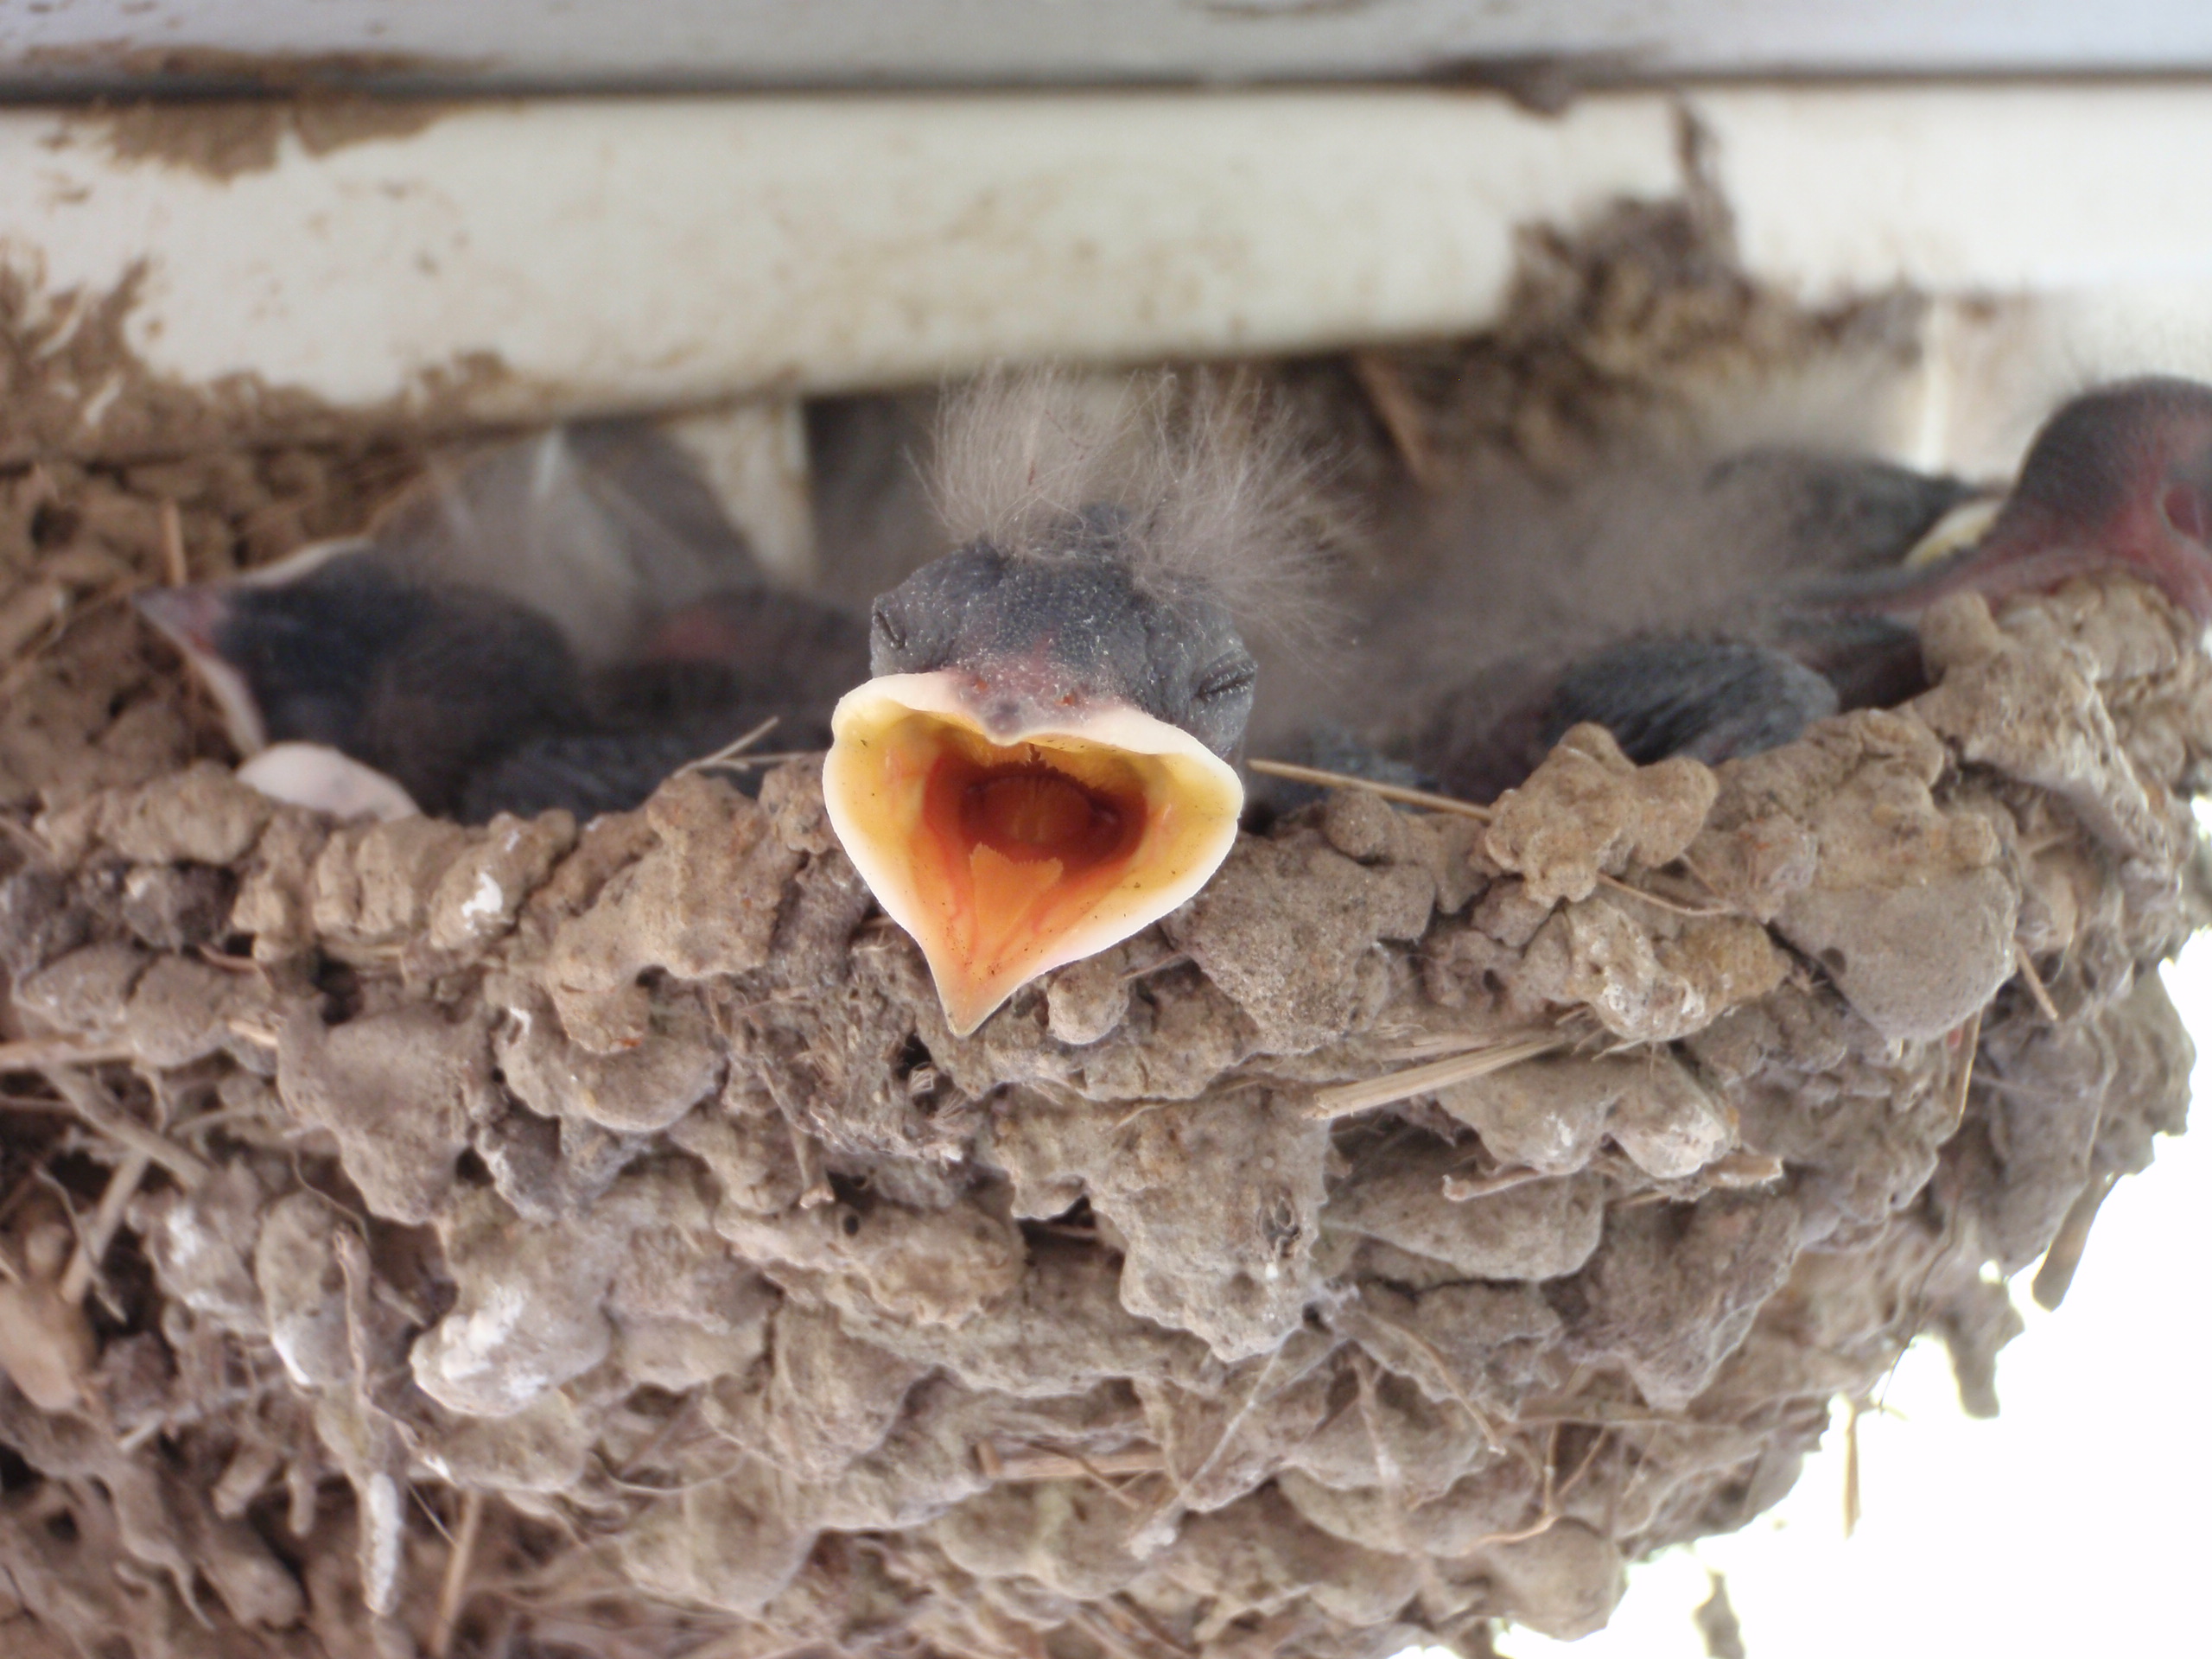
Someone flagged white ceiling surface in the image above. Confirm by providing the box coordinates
[7,86,2212,470]
[0,91,1686,420]
[3,0,2212,87]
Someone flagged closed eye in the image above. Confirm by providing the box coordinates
[1190,655,1256,705]
[870,601,908,653]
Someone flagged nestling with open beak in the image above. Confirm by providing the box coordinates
[823,370,1331,1036]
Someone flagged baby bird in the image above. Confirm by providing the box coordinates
[824,370,1328,1036]
[1405,376,2212,798]
[138,545,592,818]
[1800,374,2212,625]
[139,421,868,823]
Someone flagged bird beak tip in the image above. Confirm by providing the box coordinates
[931,974,1016,1039]
[133,582,272,753]
[133,584,225,655]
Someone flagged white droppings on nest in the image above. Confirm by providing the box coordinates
[429,1281,535,1389]
[361,1472,404,1617]
[461,869,505,920]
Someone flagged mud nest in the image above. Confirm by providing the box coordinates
[0,543,2198,1657]
[0,175,2199,1658]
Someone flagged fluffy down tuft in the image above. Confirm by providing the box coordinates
[929,366,1344,649]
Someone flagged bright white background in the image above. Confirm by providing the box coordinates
[1427,869,2212,1656]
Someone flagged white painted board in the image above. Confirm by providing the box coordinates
[6,86,2212,464]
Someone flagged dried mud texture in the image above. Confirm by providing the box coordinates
[0,258,518,468]
[74,98,454,182]
[0,560,2201,1659]
[1339,141,1925,492]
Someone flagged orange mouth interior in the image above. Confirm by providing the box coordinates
[824,672,1245,1034]
[913,729,1154,990]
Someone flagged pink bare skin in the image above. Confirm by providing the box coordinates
[1884,377,2212,624]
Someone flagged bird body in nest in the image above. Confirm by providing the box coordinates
[137,371,2212,1037]
[1395,376,2212,801]
[138,422,868,823]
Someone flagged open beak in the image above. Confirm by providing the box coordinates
[823,671,1243,1035]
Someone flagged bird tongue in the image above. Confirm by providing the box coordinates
[823,671,1243,1035]
[912,746,1149,1030]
